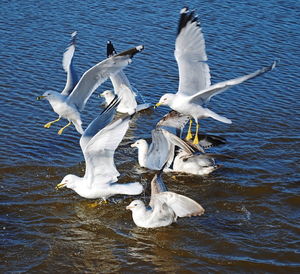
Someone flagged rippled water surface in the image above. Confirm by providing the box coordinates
[1,0,300,272]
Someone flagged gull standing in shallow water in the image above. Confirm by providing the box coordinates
[100,41,151,114]
[126,170,205,228]
[56,97,143,201]
[37,38,144,135]
[131,111,228,175]
[155,7,277,144]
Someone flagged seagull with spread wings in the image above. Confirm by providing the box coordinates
[100,41,151,114]
[126,170,204,228]
[37,38,144,135]
[56,97,143,201]
[155,7,277,144]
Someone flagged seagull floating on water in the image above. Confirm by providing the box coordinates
[155,7,277,144]
[56,97,143,200]
[131,111,227,175]
[37,37,144,135]
[126,169,205,228]
[100,41,151,114]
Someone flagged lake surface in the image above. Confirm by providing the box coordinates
[1,0,300,272]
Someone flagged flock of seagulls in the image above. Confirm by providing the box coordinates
[38,7,276,228]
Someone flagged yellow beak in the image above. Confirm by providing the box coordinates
[36,95,46,100]
[55,182,66,190]
[154,102,162,109]
[126,205,133,210]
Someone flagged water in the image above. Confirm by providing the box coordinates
[1,0,300,272]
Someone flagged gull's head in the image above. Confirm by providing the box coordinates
[37,90,59,101]
[126,200,145,211]
[155,93,175,108]
[56,174,78,190]
[100,90,114,99]
[130,139,147,149]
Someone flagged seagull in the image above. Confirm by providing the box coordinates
[155,7,277,144]
[56,97,143,201]
[131,111,191,170]
[99,41,151,114]
[126,170,205,228]
[37,39,144,135]
[131,110,227,174]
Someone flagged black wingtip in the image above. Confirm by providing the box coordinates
[115,45,144,58]
[70,31,77,45]
[100,95,120,115]
[177,7,199,36]
[107,40,117,58]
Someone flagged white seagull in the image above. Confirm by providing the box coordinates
[100,41,151,114]
[126,170,205,228]
[37,39,144,135]
[155,7,277,144]
[56,97,143,201]
[131,111,227,175]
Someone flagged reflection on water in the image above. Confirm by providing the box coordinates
[1,0,300,272]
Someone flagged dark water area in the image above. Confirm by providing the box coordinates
[1,0,300,272]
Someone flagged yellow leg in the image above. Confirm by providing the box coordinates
[185,119,193,140]
[58,122,72,135]
[44,117,61,128]
[87,201,100,208]
[193,122,200,144]
[86,200,108,208]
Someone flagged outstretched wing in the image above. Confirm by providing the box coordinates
[80,96,119,151]
[156,111,190,137]
[189,60,277,105]
[83,114,132,187]
[175,7,211,96]
[107,41,138,114]
[61,31,79,96]
[156,191,205,218]
[149,170,168,208]
[161,129,203,153]
[67,45,144,111]
[146,129,174,170]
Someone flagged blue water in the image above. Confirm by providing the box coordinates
[1,0,300,272]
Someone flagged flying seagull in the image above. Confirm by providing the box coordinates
[155,7,277,144]
[37,39,144,135]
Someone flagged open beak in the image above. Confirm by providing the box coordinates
[154,102,162,109]
[56,182,66,190]
[36,95,46,100]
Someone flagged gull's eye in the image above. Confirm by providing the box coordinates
[134,203,138,206]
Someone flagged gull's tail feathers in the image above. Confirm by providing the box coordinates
[111,182,143,196]
[73,120,84,135]
[205,108,232,124]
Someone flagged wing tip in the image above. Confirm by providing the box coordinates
[136,45,144,52]
[177,7,199,35]
[107,40,117,57]
[115,45,144,58]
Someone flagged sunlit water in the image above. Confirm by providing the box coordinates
[1,0,300,272]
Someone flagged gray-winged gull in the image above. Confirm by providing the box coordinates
[99,41,151,114]
[126,170,204,228]
[37,41,144,135]
[155,7,277,144]
[56,97,143,200]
